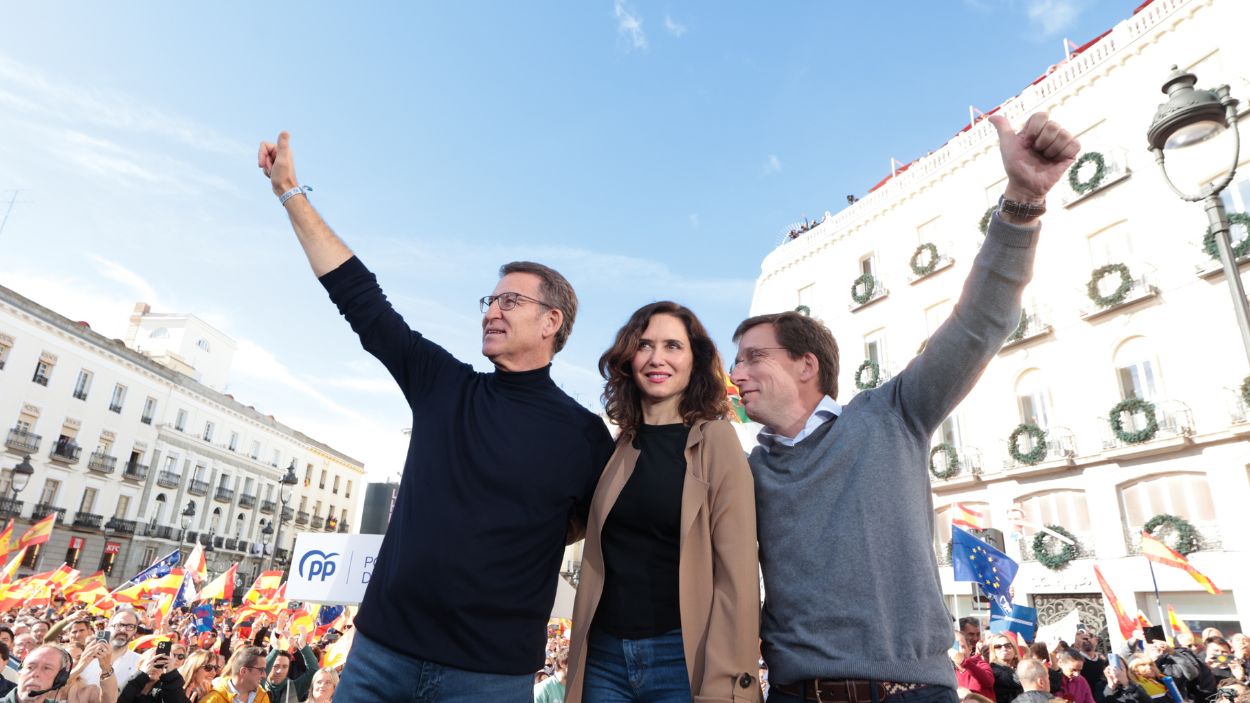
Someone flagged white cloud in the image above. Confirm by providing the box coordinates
[764,154,782,175]
[318,376,397,394]
[664,14,687,37]
[614,0,648,50]
[88,254,162,307]
[1026,0,1083,36]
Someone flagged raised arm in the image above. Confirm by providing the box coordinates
[890,113,1079,436]
[258,132,353,277]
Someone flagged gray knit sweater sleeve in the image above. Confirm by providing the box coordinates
[886,212,1039,437]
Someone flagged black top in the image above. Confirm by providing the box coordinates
[1080,654,1109,703]
[595,423,689,639]
[321,257,615,674]
[992,662,1024,703]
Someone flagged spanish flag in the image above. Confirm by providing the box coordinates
[143,568,185,597]
[243,570,284,604]
[320,626,355,669]
[64,571,107,599]
[112,582,145,604]
[0,547,26,585]
[722,372,749,423]
[198,564,237,603]
[1167,605,1193,642]
[0,520,13,563]
[951,503,988,530]
[1093,564,1136,639]
[1140,531,1220,594]
[17,514,55,549]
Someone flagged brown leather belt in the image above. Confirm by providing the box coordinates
[772,679,932,703]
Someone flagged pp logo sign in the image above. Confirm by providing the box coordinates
[298,550,341,582]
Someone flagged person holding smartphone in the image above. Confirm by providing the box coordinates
[117,642,191,703]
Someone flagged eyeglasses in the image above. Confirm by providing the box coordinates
[173,653,187,660]
[479,292,553,313]
[992,643,1015,649]
[112,623,137,631]
[730,347,790,374]
[241,665,265,673]
[201,664,220,673]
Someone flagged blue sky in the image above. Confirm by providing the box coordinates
[0,1,1140,481]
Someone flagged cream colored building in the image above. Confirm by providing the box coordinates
[748,0,1250,639]
[0,287,365,591]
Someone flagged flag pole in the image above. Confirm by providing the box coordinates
[1147,559,1168,634]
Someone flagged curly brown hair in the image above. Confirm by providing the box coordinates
[599,302,728,434]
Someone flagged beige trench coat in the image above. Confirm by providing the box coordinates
[565,418,763,703]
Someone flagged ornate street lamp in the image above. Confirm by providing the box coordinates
[1147,66,1250,364]
[268,460,299,571]
[9,455,33,503]
[179,501,196,545]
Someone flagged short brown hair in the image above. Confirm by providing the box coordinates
[230,646,266,676]
[499,261,578,354]
[599,302,728,434]
[733,312,840,398]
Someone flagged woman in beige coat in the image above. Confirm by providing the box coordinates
[566,301,762,703]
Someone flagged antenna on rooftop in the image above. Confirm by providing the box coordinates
[0,190,29,239]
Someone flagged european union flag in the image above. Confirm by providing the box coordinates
[128,548,181,585]
[951,526,1018,612]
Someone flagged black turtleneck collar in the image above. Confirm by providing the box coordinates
[491,363,554,388]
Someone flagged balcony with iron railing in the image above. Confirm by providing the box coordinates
[927,445,984,484]
[145,523,174,540]
[1125,521,1222,554]
[121,463,149,482]
[32,372,49,386]
[239,494,256,509]
[1225,386,1250,426]
[295,511,310,526]
[49,440,82,464]
[187,480,209,497]
[1002,425,1077,471]
[311,515,325,529]
[4,427,40,454]
[1079,268,1161,321]
[72,388,88,401]
[275,547,290,564]
[87,452,117,475]
[1100,399,1195,452]
[32,503,66,524]
[73,512,103,530]
[1020,530,1097,563]
[848,275,889,312]
[224,537,240,552]
[337,522,349,533]
[213,487,235,504]
[326,517,339,532]
[104,517,137,534]
[0,499,23,519]
[156,471,182,489]
[259,500,275,514]
[1000,307,1054,351]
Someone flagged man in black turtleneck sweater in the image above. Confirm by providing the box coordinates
[259,132,614,703]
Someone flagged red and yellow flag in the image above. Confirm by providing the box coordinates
[0,547,26,585]
[112,582,145,604]
[723,372,749,423]
[243,570,283,604]
[1140,531,1220,594]
[199,564,237,603]
[143,568,185,596]
[320,626,355,669]
[17,514,55,548]
[64,571,107,598]
[951,503,988,530]
[185,542,208,585]
[1168,605,1194,642]
[0,520,13,563]
[1093,564,1136,639]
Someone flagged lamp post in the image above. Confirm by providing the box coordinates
[1147,66,1250,366]
[8,454,33,506]
[179,501,196,546]
[268,460,299,572]
[261,521,274,574]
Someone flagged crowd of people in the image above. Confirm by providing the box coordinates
[0,596,349,703]
[947,617,1250,703]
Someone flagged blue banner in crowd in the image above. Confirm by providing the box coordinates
[193,604,214,633]
[129,548,182,584]
[317,604,345,628]
[951,527,1018,613]
[989,600,1037,640]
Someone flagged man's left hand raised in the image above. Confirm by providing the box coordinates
[989,112,1080,207]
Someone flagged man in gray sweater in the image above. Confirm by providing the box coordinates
[729,112,1079,703]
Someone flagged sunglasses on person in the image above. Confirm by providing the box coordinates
[201,664,220,673]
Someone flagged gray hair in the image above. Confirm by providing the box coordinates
[499,261,578,353]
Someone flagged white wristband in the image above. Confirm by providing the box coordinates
[279,185,312,205]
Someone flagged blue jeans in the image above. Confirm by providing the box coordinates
[767,682,958,703]
[335,630,534,703]
[583,628,692,702]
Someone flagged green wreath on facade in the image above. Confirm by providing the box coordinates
[929,443,961,480]
[1033,524,1080,570]
[1007,310,1028,343]
[1241,375,1250,409]
[979,206,996,235]
[851,273,877,305]
[1008,423,1048,465]
[855,360,881,390]
[1202,212,1250,261]
[1068,152,1107,194]
[794,304,811,316]
[910,243,940,277]
[1143,513,1200,555]
[1086,263,1133,308]
[1110,397,1159,444]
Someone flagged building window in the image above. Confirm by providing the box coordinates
[152,494,167,524]
[319,470,327,490]
[1015,369,1052,429]
[79,487,98,514]
[0,337,11,370]
[271,449,280,468]
[228,432,238,452]
[332,475,340,494]
[175,409,187,432]
[115,495,131,519]
[305,465,313,485]
[39,479,60,506]
[140,546,156,567]
[345,480,352,499]
[859,254,876,277]
[72,370,92,401]
[864,330,887,370]
[1016,490,1091,534]
[250,441,260,461]
[65,537,84,569]
[141,397,157,425]
[99,542,121,575]
[109,384,126,413]
[1120,473,1216,530]
[196,339,211,352]
[22,544,41,569]
[938,414,962,449]
[1114,337,1161,402]
[1218,175,1250,248]
[203,421,214,443]
[32,359,53,386]
[150,328,169,339]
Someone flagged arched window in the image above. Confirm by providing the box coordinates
[153,494,167,523]
[235,513,245,538]
[1016,489,1091,535]
[1119,473,1216,536]
[1113,337,1161,402]
[210,507,222,533]
[1015,369,1052,428]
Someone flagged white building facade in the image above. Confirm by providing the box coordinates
[0,288,365,591]
[748,0,1250,640]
